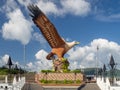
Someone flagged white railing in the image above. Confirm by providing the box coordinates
[0,76,25,90]
[97,77,120,90]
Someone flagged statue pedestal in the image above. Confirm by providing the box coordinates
[53,58,69,72]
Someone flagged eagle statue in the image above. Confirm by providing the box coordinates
[28,4,79,60]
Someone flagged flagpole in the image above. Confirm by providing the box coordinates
[96,46,99,78]
[23,45,26,74]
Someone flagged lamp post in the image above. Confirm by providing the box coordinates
[103,64,106,82]
[99,68,103,79]
[96,46,99,78]
[23,45,26,74]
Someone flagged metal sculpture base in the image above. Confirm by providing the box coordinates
[53,58,69,72]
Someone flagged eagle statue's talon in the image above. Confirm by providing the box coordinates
[46,52,54,60]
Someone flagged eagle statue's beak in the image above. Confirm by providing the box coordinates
[75,41,80,45]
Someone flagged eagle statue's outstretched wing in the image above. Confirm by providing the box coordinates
[28,4,65,48]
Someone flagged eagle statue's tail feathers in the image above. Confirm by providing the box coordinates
[46,52,55,60]
[27,4,42,19]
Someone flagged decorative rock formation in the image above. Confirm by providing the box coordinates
[53,58,69,72]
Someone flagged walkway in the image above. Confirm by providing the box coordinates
[78,83,100,90]
[43,86,79,90]
[22,83,43,90]
[22,83,101,90]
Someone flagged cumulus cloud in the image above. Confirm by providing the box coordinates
[68,38,120,70]
[60,0,91,16]
[26,49,52,72]
[95,14,120,22]
[0,54,9,67]
[1,0,91,46]
[25,38,120,72]
[2,9,33,45]
[0,0,33,45]
[37,0,91,16]
[91,0,120,22]
[0,38,117,72]
[16,0,91,17]
[32,32,46,44]
[17,0,32,7]
[1,0,17,13]
[35,49,52,69]
[36,0,59,15]
[35,49,48,60]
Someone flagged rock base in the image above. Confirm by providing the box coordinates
[52,58,69,72]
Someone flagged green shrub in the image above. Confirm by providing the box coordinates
[41,70,53,73]
[76,79,81,83]
[40,79,80,84]
[71,69,81,73]
[63,80,74,84]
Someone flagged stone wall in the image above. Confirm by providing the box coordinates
[35,73,83,81]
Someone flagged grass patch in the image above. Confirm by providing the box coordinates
[40,79,81,84]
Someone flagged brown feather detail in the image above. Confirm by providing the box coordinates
[33,12,65,48]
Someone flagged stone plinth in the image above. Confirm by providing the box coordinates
[35,73,84,81]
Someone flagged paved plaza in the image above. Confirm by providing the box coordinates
[22,83,100,90]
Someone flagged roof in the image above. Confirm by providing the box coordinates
[6,56,13,66]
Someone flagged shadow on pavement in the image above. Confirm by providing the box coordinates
[77,83,86,90]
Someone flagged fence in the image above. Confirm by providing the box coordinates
[0,76,25,90]
[35,73,83,81]
[97,77,120,90]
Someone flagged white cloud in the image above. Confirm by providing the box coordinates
[32,32,46,44]
[26,62,34,71]
[18,0,91,17]
[37,0,59,15]
[70,61,78,70]
[2,9,33,45]
[61,0,91,16]
[1,0,91,45]
[27,62,33,68]
[92,1,120,22]
[17,0,32,7]
[25,38,120,72]
[40,0,91,16]
[1,0,33,45]
[0,54,9,66]
[35,49,48,60]
[1,0,17,13]
[95,14,120,22]
[67,38,120,69]
[1,38,119,72]
[27,49,53,72]
[85,53,95,61]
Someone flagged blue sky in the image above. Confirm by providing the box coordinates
[0,0,120,71]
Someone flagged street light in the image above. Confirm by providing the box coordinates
[96,46,99,78]
[103,64,106,82]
